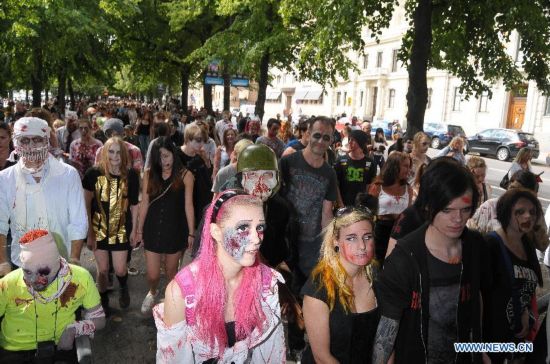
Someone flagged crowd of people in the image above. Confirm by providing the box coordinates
[0,98,549,364]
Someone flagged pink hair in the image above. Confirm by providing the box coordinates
[194,194,267,354]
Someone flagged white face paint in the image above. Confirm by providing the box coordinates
[15,135,49,171]
[241,170,278,201]
[189,136,204,153]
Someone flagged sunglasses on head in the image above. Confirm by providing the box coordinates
[311,132,332,142]
[335,205,373,218]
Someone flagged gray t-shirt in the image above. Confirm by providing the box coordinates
[212,164,237,193]
[280,150,337,276]
[427,251,461,364]
[256,136,286,158]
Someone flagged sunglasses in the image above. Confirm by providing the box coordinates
[335,205,373,218]
[19,136,47,145]
[311,132,332,142]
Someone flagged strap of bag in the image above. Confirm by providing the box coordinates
[174,268,197,325]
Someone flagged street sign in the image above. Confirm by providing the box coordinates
[231,78,249,87]
[205,76,224,85]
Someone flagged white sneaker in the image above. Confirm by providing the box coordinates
[141,291,157,315]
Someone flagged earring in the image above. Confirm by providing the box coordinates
[334,246,339,253]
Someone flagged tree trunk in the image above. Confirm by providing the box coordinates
[405,0,432,138]
[68,77,75,111]
[180,65,190,112]
[57,65,67,115]
[255,52,270,121]
[223,72,231,111]
[31,46,43,107]
[203,70,213,113]
[45,89,49,101]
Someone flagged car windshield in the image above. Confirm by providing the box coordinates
[426,123,446,131]
[518,133,536,142]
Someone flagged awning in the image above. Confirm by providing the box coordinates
[265,89,281,100]
[303,89,323,100]
[294,89,309,100]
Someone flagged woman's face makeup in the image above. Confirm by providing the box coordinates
[336,220,374,266]
[510,197,536,234]
[219,204,265,266]
[189,135,204,152]
[159,147,173,171]
[107,143,121,169]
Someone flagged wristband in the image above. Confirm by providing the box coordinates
[188,234,195,238]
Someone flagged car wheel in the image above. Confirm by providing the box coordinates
[431,137,440,149]
[496,147,510,161]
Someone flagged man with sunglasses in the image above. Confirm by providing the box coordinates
[280,116,338,284]
[0,117,88,275]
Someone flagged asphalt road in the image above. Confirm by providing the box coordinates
[426,149,550,212]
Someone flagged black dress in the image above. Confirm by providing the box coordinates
[177,149,212,226]
[143,177,189,254]
[301,275,380,364]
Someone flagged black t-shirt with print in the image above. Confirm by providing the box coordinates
[483,233,540,344]
[334,154,376,206]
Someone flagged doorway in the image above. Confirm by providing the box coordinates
[506,85,527,130]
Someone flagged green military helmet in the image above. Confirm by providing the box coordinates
[237,143,280,196]
[237,144,279,173]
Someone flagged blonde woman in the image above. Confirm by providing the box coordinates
[83,137,140,314]
[302,207,379,364]
[436,136,466,165]
[467,156,492,206]
[508,147,532,179]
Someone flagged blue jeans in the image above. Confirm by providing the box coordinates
[138,134,150,159]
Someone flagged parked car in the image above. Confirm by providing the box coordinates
[424,122,467,149]
[467,128,540,161]
[370,120,393,139]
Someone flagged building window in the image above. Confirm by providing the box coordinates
[360,91,364,107]
[427,88,433,109]
[344,92,347,105]
[388,89,396,108]
[479,91,489,112]
[515,36,524,63]
[362,54,368,69]
[391,49,398,72]
[545,97,550,116]
[336,92,341,106]
[376,51,383,68]
[452,87,462,111]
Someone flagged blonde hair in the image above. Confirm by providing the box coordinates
[466,155,486,170]
[184,123,208,144]
[98,137,129,180]
[311,209,376,312]
[514,147,532,164]
[449,136,464,150]
[413,131,429,150]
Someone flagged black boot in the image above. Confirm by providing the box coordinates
[100,292,111,317]
[117,274,130,309]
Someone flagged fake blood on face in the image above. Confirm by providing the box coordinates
[223,228,251,261]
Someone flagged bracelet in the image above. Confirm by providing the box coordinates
[188,234,195,238]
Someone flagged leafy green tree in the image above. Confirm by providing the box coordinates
[167,0,300,119]
[280,0,550,136]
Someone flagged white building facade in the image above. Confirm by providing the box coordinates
[263,6,550,154]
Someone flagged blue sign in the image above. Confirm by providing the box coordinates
[231,78,249,87]
[205,76,224,85]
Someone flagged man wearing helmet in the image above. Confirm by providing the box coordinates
[0,117,88,275]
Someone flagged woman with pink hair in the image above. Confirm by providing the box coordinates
[153,189,285,363]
